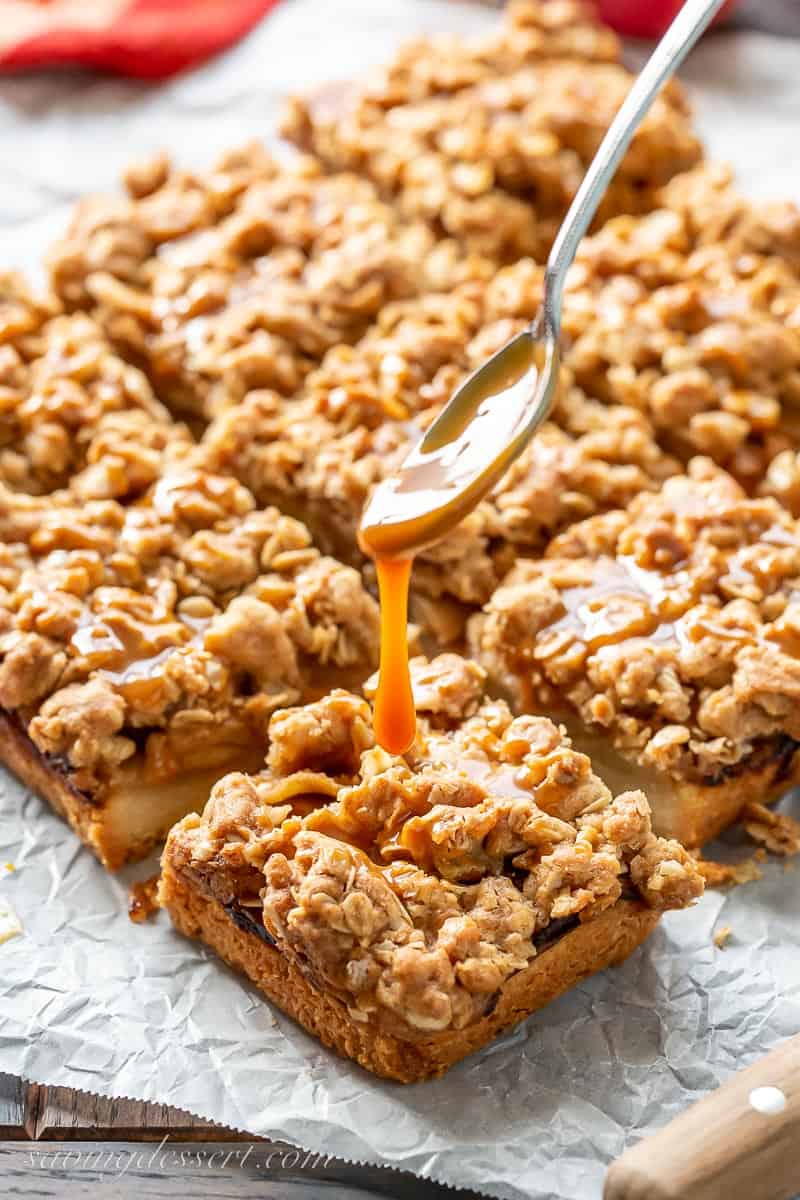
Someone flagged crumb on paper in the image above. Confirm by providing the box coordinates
[0,898,23,944]
[742,803,800,858]
[713,925,732,950]
[693,853,763,889]
[4,862,14,872]
[128,875,160,924]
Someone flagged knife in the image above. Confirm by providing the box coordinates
[604,1033,800,1200]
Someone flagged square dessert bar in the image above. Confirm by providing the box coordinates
[0,466,379,868]
[48,144,441,421]
[0,272,190,499]
[469,461,800,847]
[202,165,800,632]
[560,164,800,492]
[161,654,703,1082]
[282,1,701,263]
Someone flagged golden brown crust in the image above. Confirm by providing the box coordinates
[0,709,99,850]
[159,853,660,1083]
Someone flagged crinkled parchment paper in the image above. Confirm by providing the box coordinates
[0,4,799,1198]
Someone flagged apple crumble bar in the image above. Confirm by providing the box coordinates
[198,246,677,606]
[282,2,702,263]
[0,272,191,499]
[161,654,703,1081]
[0,466,379,867]
[560,164,800,488]
[48,144,450,422]
[469,460,800,846]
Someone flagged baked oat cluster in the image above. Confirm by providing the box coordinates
[203,378,679,625]
[561,164,800,487]
[333,0,622,106]
[169,655,702,1034]
[470,459,800,783]
[0,272,189,498]
[194,168,800,620]
[201,259,680,618]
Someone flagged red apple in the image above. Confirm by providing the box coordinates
[596,0,738,40]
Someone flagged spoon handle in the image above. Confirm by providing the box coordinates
[541,0,725,329]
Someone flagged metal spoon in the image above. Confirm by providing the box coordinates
[359,0,726,561]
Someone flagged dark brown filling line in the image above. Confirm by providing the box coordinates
[219,897,645,958]
[710,732,800,788]
[223,900,278,948]
[2,709,96,805]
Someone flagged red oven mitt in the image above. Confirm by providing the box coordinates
[0,0,282,79]
[596,0,737,39]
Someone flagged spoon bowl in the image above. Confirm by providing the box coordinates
[358,326,559,560]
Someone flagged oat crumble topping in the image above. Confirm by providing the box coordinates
[331,0,621,111]
[49,145,445,421]
[199,265,678,613]
[283,3,700,263]
[561,165,800,486]
[0,273,190,499]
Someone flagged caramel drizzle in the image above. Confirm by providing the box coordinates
[372,557,416,755]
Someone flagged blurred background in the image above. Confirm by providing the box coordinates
[0,0,797,281]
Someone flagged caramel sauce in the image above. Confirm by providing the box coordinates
[372,557,416,755]
[360,332,545,754]
[546,557,682,651]
[70,607,195,679]
[69,593,212,710]
[128,875,160,924]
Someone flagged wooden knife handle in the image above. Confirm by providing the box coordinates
[604,1034,800,1200]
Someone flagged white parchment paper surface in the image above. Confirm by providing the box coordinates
[0,4,798,1198]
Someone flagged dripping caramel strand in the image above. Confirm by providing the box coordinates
[372,556,416,755]
[361,335,543,754]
